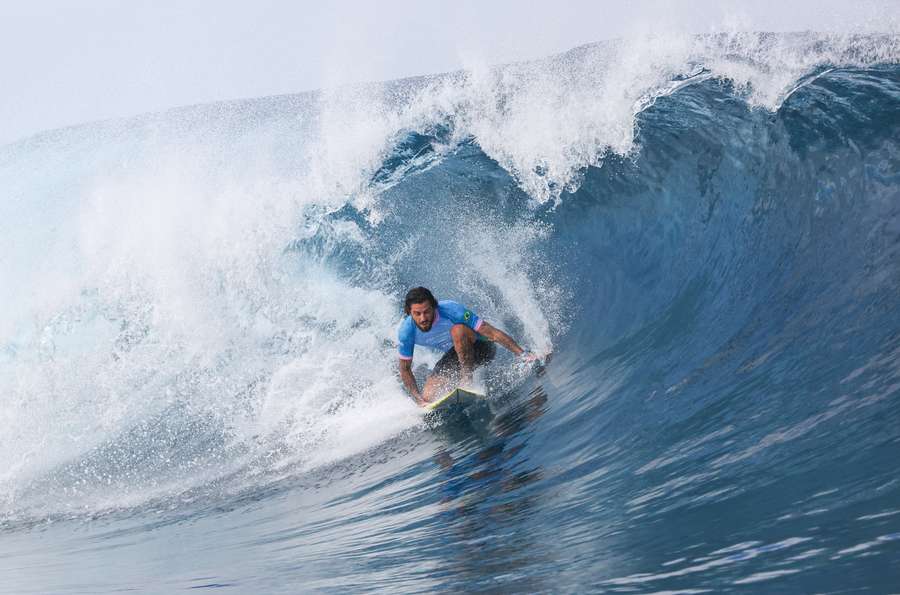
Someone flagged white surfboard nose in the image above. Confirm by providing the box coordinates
[425,388,485,411]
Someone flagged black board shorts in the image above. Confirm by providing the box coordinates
[432,340,497,378]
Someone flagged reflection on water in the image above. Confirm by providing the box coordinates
[428,386,551,590]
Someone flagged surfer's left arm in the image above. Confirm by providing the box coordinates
[477,321,538,362]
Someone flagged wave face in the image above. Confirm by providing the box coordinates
[1,32,900,592]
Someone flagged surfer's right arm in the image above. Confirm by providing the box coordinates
[397,318,424,404]
[399,358,424,405]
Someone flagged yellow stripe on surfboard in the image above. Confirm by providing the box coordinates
[424,387,485,411]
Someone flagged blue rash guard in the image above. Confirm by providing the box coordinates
[397,300,485,360]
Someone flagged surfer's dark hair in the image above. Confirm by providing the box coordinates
[404,287,438,314]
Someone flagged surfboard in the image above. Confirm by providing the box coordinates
[424,387,485,411]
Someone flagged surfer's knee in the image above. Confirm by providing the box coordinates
[450,324,475,344]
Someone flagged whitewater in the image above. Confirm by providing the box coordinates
[1,31,899,592]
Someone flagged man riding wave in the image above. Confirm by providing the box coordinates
[397,286,537,406]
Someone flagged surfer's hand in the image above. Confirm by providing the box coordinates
[518,351,540,363]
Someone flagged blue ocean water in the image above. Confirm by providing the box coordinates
[1,32,900,593]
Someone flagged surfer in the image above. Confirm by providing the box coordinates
[397,286,538,406]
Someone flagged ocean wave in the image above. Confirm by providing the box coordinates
[1,31,899,593]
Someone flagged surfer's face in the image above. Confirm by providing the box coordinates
[410,301,435,332]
